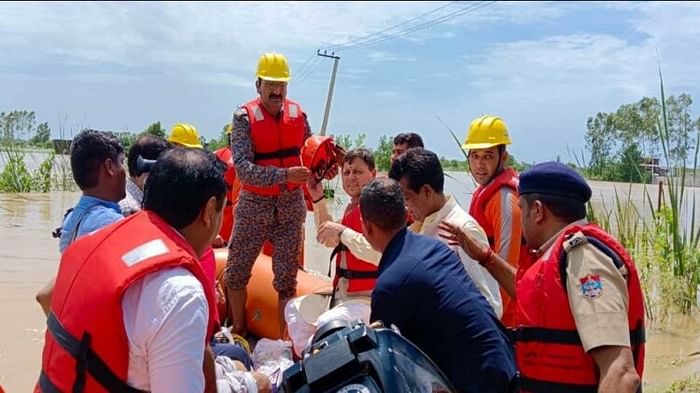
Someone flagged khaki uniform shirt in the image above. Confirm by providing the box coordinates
[537,220,631,352]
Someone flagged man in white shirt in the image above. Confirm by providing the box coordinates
[38,148,269,393]
[388,147,503,317]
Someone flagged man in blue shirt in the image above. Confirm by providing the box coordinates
[38,129,126,314]
[361,178,517,393]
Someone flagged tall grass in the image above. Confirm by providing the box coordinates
[588,71,700,320]
[0,140,75,192]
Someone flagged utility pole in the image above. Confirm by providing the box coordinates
[317,50,341,136]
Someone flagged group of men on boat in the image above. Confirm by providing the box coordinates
[35,52,645,393]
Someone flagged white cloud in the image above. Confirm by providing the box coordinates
[366,51,415,63]
[0,2,441,77]
[456,2,700,161]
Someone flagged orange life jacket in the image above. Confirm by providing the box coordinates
[331,205,378,293]
[214,146,240,240]
[468,168,534,327]
[37,211,217,393]
[241,97,306,196]
[515,223,645,392]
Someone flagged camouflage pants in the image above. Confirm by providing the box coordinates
[224,188,305,298]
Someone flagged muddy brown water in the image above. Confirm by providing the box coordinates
[0,189,698,391]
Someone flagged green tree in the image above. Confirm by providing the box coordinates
[331,133,367,150]
[207,124,231,151]
[613,143,649,183]
[143,121,166,138]
[1,110,36,142]
[373,135,393,171]
[30,122,51,146]
[664,94,697,167]
[585,112,615,177]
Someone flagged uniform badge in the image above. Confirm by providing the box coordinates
[580,274,602,299]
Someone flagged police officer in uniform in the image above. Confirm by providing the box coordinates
[442,162,645,392]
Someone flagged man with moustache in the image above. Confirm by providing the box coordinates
[224,52,337,337]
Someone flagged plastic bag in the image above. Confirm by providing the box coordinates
[252,338,294,390]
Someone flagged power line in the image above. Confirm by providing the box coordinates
[291,56,323,87]
[292,1,495,87]
[336,2,494,52]
[327,1,462,52]
[292,51,318,83]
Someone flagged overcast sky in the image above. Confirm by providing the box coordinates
[2,1,699,163]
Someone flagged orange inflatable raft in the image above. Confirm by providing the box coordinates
[214,248,331,339]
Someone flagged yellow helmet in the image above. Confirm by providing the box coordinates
[256,52,291,82]
[225,123,232,135]
[462,115,512,150]
[168,123,203,148]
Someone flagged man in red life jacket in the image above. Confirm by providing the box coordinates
[37,148,273,392]
[443,162,644,392]
[285,148,379,356]
[458,115,532,328]
[224,52,338,337]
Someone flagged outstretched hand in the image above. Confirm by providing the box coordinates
[438,221,489,262]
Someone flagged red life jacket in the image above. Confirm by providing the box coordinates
[332,205,378,293]
[241,97,306,196]
[515,223,646,392]
[214,146,240,240]
[37,211,218,393]
[468,168,534,327]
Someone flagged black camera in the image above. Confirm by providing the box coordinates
[282,320,455,393]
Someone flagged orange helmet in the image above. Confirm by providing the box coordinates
[302,136,337,181]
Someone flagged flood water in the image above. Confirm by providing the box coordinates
[1,178,699,391]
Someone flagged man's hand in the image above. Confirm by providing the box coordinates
[287,166,310,184]
[317,221,347,248]
[211,234,227,248]
[438,221,489,262]
[306,176,324,201]
[252,371,273,393]
[215,280,226,306]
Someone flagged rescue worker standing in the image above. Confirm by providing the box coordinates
[461,115,532,327]
[443,162,645,392]
[225,52,334,336]
[214,124,241,243]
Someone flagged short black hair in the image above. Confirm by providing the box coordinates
[388,148,444,194]
[127,134,171,177]
[393,132,424,149]
[521,193,587,223]
[70,129,124,190]
[143,148,227,229]
[360,178,407,231]
[344,148,375,171]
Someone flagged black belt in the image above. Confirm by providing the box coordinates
[253,147,301,161]
[514,326,645,345]
[336,267,378,280]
